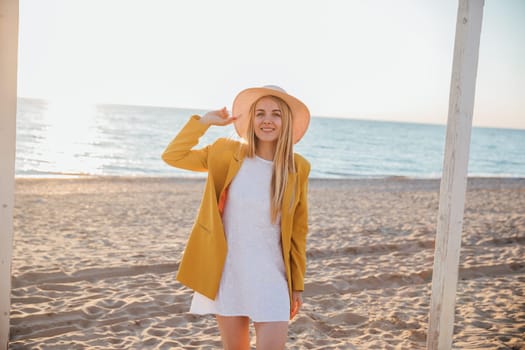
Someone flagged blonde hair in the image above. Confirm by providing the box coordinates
[245,95,295,223]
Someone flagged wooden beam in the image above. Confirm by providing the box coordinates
[0,0,19,348]
[427,0,484,349]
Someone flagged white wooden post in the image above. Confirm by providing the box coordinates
[0,0,19,348]
[427,1,484,349]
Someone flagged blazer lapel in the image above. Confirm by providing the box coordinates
[217,145,245,217]
[222,144,246,192]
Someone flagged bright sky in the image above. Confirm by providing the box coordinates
[18,0,525,129]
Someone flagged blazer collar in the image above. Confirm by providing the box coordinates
[233,143,246,161]
[223,144,247,191]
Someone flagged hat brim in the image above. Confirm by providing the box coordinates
[232,87,310,144]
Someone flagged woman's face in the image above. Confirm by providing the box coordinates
[253,97,282,144]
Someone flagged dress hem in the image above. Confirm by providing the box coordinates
[188,311,289,323]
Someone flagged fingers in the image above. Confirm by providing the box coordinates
[219,110,240,126]
[217,108,240,120]
[220,115,237,126]
[201,106,243,126]
[289,293,303,320]
[290,301,300,319]
[219,106,229,118]
[202,107,238,126]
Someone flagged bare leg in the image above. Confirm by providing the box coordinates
[253,321,288,350]
[216,315,250,350]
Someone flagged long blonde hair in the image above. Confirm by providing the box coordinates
[245,95,295,223]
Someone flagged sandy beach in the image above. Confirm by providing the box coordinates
[8,176,525,349]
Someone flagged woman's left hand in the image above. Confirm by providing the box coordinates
[290,291,303,319]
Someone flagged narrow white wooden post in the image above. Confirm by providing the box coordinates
[427,1,484,349]
[0,0,19,348]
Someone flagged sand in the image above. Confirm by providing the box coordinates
[8,176,525,349]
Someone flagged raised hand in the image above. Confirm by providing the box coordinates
[200,107,237,126]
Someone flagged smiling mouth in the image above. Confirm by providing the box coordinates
[260,127,275,132]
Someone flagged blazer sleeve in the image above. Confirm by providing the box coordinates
[290,160,311,292]
[161,115,211,172]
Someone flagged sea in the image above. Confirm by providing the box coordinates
[15,98,525,179]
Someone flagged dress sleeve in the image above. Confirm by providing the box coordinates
[161,115,211,172]
[290,160,311,291]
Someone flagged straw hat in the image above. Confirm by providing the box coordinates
[232,85,310,144]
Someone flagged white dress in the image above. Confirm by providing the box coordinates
[189,155,290,322]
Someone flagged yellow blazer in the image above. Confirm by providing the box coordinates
[161,115,310,308]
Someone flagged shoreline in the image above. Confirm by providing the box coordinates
[14,175,525,192]
[15,174,525,181]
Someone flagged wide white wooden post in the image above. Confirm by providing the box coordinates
[0,0,19,348]
[427,1,484,349]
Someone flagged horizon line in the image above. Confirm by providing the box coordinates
[17,96,525,131]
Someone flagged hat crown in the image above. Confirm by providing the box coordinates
[262,85,287,94]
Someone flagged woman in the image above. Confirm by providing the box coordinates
[161,85,310,349]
